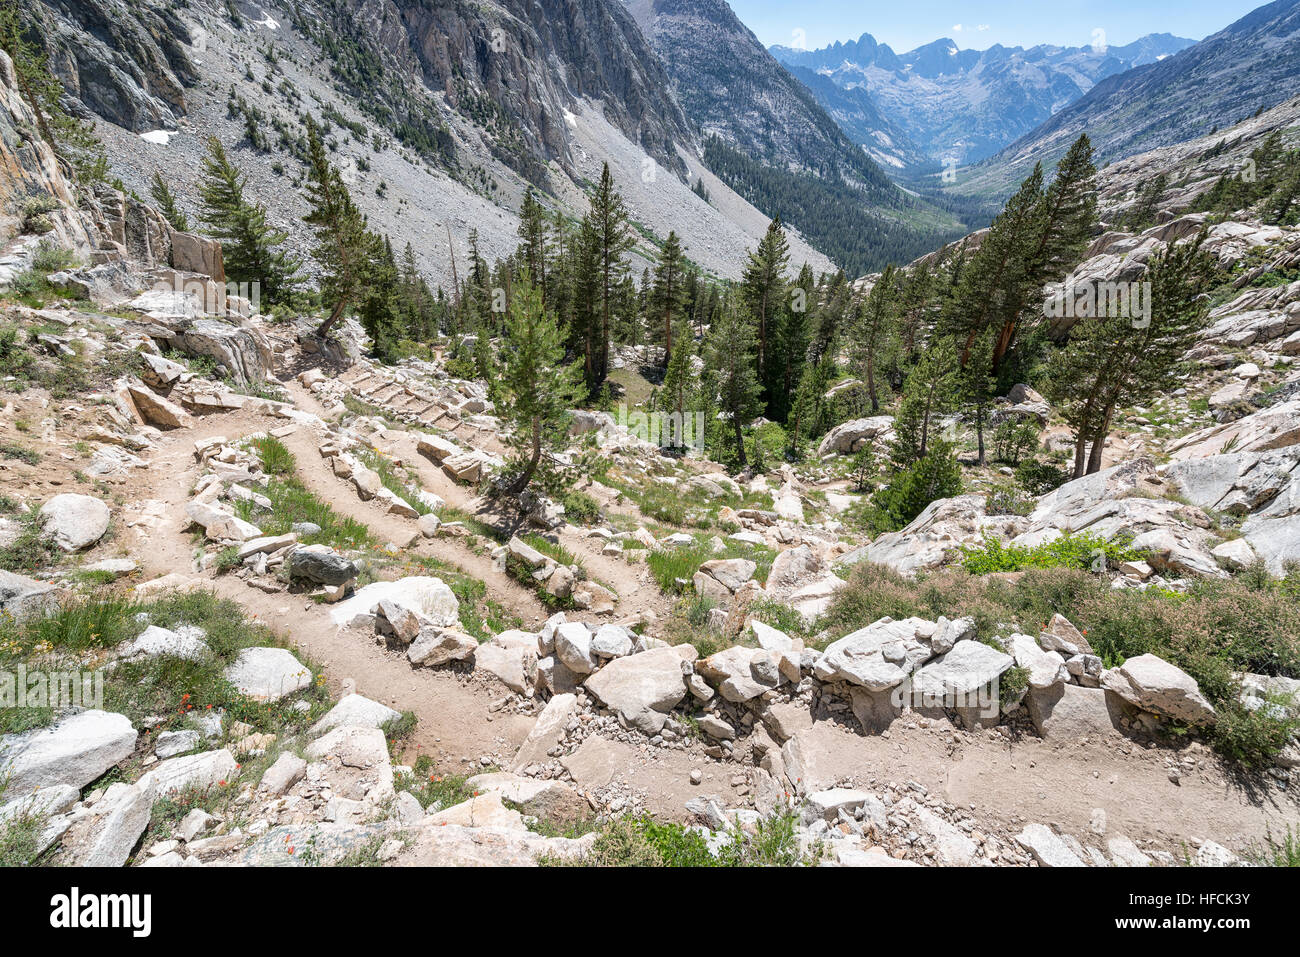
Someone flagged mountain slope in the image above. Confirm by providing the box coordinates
[784,65,930,173]
[771,31,1194,169]
[27,0,842,288]
[623,0,968,272]
[953,0,1300,200]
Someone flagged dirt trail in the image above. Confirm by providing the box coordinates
[117,383,1298,846]
[270,423,550,628]
[127,408,538,768]
[568,716,1298,851]
[378,426,672,621]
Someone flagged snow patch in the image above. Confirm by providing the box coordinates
[139,130,177,146]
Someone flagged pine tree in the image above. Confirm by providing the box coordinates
[854,265,899,414]
[1047,230,1214,478]
[583,163,633,391]
[894,260,933,365]
[198,136,299,304]
[149,172,190,232]
[659,315,696,449]
[940,135,1097,381]
[464,229,493,332]
[706,298,763,467]
[359,234,402,362]
[1266,151,1300,225]
[498,274,586,495]
[301,117,369,334]
[955,328,997,466]
[741,218,790,397]
[517,188,549,295]
[650,231,687,366]
[397,242,436,342]
[850,442,875,492]
[877,438,963,527]
[888,337,958,471]
[940,165,1045,375]
[1124,173,1167,231]
[989,134,1097,373]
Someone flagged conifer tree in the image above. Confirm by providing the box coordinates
[150,172,190,232]
[877,438,963,528]
[198,135,299,304]
[955,328,997,465]
[767,263,813,423]
[741,218,790,395]
[587,163,631,390]
[706,299,763,466]
[888,337,958,470]
[300,117,370,332]
[854,265,899,414]
[463,228,493,332]
[650,231,687,366]
[894,260,933,363]
[659,315,696,449]
[517,188,549,295]
[498,274,585,495]
[1047,231,1214,477]
[358,234,401,362]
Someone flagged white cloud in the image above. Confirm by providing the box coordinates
[952,23,964,32]
[977,24,990,32]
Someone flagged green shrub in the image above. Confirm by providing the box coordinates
[396,755,475,810]
[561,490,600,525]
[984,482,1035,517]
[214,546,243,574]
[1015,458,1071,495]
[0,511,58,574]
[249,435,296,476]
[991,417,1041,466]
[1247,825,1300,867]
[0,442,39,465]
[19,195,60,235]
[550,815,717,867]
[0,326,33,378]
[957,532,1145,575]
[872,439,962,529]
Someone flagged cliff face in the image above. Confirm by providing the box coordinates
[36,0,197,131]
[408,0,691,171]
[0,48,92,253]
[34,0,692,183]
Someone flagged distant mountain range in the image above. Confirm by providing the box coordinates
[771,31,1194,169]
[953,0,1300,200]
[623,0,969,270]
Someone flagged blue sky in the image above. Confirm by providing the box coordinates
[729,0,1267,53]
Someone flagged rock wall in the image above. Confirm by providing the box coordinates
[0,49,94,256]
